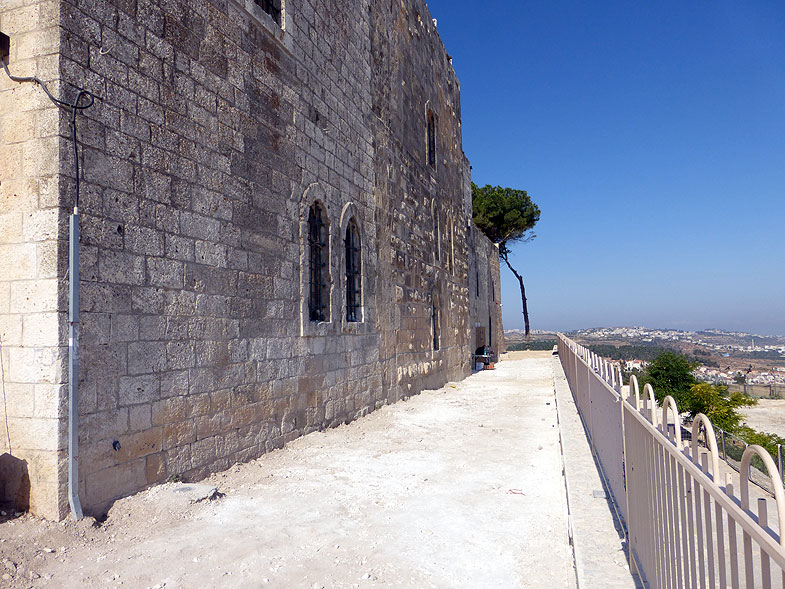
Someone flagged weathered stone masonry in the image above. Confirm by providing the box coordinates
[0,0,502,519]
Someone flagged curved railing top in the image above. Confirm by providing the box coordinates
[740,445,785,544]
[661,395,682,448]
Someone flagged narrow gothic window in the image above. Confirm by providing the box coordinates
[345,219,361,322]
[308,202,329,321]
[427,110,436,168]
[491,278,495,302]
[475,269,480,297]
[254,0,282,25]
[432,201,440,263]
[432,297,440,350]
[489,313,492,347]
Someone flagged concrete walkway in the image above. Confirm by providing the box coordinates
[23,353,637,588]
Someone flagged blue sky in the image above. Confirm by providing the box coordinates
[425,1,785,336]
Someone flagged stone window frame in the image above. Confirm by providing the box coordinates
[345,220,361,321]
[489,311,493,347]
[299,185,334,337]
[426,105,438,170]
[431,199,440,265]
[338,202,374,334]
[308,201,330,323]
[448,216,455,275]
[231,0,294,54]
[341,204,362,324]
[431,291,441,351]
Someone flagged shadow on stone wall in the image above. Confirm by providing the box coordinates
[0,453,30,513]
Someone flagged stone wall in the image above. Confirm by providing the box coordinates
[370,0,472,397]
[468,225,504,357]
[0,0,504,518]
[0,0,66,520]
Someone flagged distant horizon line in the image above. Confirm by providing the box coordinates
[503,325,785,339]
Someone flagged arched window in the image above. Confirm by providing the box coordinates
[432,295,440,351]
[308,202,329,322]
[427,109,437,168]
[345,219,361,322]
[432,200,440,263]
[449,218,455,274]
[489,312,492,347]
[254,0,282,26]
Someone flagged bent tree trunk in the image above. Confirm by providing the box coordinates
[500,250,530,346]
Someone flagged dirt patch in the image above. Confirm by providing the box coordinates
[740,399,785,436]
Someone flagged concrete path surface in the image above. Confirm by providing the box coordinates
[2,353,638,588]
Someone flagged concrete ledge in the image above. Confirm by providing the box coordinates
[552,357,641,588]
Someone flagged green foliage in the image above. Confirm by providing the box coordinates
[733,373,747,385]
[640,351,697,408]
[471,183,540,245]
[683,383,756,431]
[735,426,785,463]
[472,182,541,339]
[588,344,670,362]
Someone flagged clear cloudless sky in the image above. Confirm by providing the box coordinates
[424,0,785,336]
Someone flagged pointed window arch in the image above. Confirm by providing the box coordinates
[432,294,440,351]
[253,0,282,25]
[308,201,329,322]
[432,200,440,264]
[345,218,362,322]
[427,109,437,168]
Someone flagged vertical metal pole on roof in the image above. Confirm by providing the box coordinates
[68,210,83,520]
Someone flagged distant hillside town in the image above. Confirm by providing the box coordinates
[505,326,785,390]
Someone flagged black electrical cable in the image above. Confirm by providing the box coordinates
[2,59,94,208]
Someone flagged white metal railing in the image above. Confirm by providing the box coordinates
[558,333,785,588]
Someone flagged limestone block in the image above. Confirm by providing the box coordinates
[8,345,63,383]
[127,340,166,374]
[113,426,162,462]
[0,243,37,280]
[85,458,147,506]
[1,4,41,35]
[15,27,59,60]
[118,373,160,405]
[7,416,62,451]
[160,369,189,398]
[147,257,184,289]
[21,137,59,177]
[128,403,152,431]
[34,383,66,419]
[98,249,146,285]
[1,382,34,418]
[0,313,23,345]
[85,407,129,442]
[110,314,138,342]
[11,276,58,313]
[21,208,59,242]
[163,419,196,450]
[36,239,60,278]
[145,452,165,484]
[28,478,66,521]
[21,311,61,347]
[190,435,217,466]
